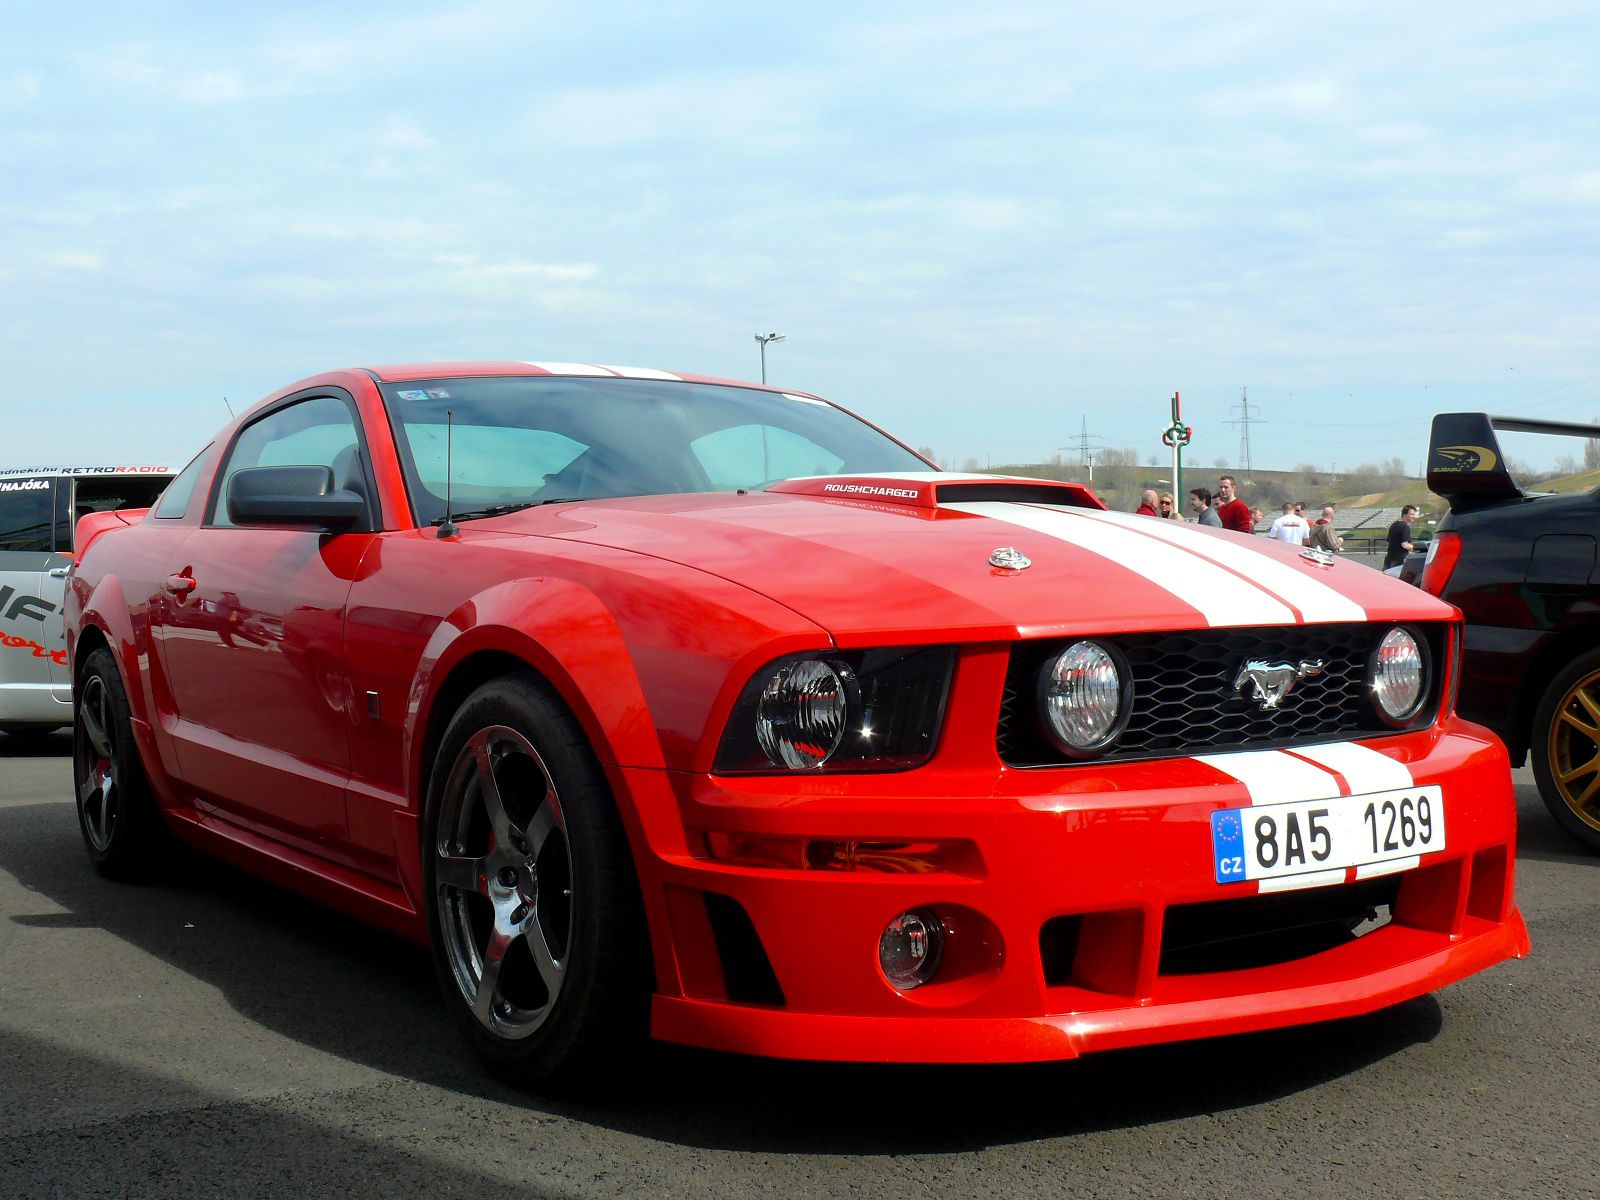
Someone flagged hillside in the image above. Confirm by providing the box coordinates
[993,459,1598,519]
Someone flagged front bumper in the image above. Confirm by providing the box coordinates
[623,719,1529,1063]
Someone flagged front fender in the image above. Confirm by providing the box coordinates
[405,576,666,802]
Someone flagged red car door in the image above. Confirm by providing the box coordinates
[151,393,376,859]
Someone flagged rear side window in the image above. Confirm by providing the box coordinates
[154,446,212,519]
[0,477,55,552]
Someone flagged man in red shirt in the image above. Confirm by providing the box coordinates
[1215,475,1253,533]
[1135,489,1159,517]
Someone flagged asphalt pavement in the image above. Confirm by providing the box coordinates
[0,730,1595,1199]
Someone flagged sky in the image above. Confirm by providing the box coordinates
[4,1,1599,475]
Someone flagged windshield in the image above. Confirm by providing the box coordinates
[381,375,930,524]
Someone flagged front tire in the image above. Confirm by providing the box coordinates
[1530,648,1600,853]
[423,673,650,1088]
[73,647,169,878]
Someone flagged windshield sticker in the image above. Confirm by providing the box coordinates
[0,478,50,493]
[425,388,452,399]
[396,390,429,402]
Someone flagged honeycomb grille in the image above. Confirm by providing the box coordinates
[998,623,1446,767]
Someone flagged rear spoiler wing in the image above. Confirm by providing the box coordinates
[1427,412,1600,509]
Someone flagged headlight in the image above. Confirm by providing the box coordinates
[1038,639,1130,756]
[1369,626,1427,724]
[755,659,853,769]
[715,646,956,773]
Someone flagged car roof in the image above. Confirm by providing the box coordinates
[365,361,816,397]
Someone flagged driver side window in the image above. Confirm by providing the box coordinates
[209,396,361,528]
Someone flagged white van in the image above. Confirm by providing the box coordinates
[0,465,176,736]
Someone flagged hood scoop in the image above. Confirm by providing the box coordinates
[764,473,1105,512]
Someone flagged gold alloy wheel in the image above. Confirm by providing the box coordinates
[1546,669,1600,837]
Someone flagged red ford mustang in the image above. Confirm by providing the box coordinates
[67,362,1529,1086]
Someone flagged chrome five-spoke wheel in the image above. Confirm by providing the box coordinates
[72,646,165,878]
[75,672,121,853]
[424,674,650,1088]
[436,724,575,1041]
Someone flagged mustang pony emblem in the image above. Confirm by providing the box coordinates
[1233,658,1324,710]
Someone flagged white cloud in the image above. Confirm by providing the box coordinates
[0,72,41,104]
[50,252,105,271]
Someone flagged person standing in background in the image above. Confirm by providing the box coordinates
[1215,475,1252,533]
[1385,505,1419,573]
[1268,502,1309,545]
[1308,506,1343,553]
[1135,489,1158,517]
[1158,492,1177,518]
[1189,487,1222,527]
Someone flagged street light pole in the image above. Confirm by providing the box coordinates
[754,332,785,384]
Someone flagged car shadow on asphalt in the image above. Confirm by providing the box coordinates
[0,1026,542,1199]
[0,797,1446,1154]
[1510,781,1600,866]
[0,728,72,758]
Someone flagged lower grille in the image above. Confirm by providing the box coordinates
[998,622,1445,767]
[1159,876,1401,975]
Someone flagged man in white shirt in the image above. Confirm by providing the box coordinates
[1267,501,1309,545]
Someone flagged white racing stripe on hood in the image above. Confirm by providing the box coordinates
[1080,509,1366,624]
[1194,750,1343,804]
[1290,741,1413,792]
[946,501,1295,627]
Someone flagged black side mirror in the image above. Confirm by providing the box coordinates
[226,465,365,529]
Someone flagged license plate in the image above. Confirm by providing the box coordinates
[1211,786,1445,885]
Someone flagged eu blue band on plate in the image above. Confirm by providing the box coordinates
[1211,808,1247,884]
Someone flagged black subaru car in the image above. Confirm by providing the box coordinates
[1423,412,1600,853]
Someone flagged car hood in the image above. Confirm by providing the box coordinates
[478,475,1453,645]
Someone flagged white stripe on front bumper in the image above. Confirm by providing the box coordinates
[1291,741,1414,792]
[1193,749,1343,804]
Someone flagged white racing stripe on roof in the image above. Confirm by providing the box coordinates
[1194,750,1344,804]
[946,501,1295,627]
[1290,742,1414,792]
[600,366,683,380]
[519,361,617,376]
[1081,509,1366,624]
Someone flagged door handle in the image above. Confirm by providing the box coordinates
[48,567,70,578]
[165,573,197,597]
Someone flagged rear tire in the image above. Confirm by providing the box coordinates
[73,647,170,878]
[423,673,650,1089]
[1530,648,1600,854]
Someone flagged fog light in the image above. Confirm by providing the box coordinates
[879,908,944,989]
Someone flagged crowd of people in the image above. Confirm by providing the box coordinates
[1135,475,1351,556]
[1134,478,1424,575]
